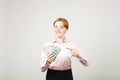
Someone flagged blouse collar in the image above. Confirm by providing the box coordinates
[52,38,69,44]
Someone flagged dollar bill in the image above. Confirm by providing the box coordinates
[43,45,61,56]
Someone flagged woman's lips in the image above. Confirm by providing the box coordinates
[56,31,61,34]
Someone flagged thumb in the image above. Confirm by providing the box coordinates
[66,48,73,51]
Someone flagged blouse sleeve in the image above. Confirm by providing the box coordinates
[40,51,49,72]
[76,50,89,66]
[70,42,89,66]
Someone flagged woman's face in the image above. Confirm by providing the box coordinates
[54,21,68,37]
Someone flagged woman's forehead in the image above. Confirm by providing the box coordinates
[55,21,63,25]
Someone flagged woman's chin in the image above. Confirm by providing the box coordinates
[56,35,63,38]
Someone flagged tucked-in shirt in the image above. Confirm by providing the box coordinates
[40,38,89,72]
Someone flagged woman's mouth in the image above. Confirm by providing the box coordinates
[56,31,61,34]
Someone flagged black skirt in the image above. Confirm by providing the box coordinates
[46,68,73,80]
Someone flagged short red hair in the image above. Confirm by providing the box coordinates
[53,18,69,30]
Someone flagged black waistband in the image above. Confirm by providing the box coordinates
[46,68,73,80]
[48,68,72,72]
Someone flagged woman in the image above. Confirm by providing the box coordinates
[40,18,89,80]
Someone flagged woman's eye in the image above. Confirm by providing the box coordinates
[54,25,65,29]
[54,26,57,28]
[60,26,64,29]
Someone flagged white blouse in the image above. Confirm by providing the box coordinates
[40,38,89,72]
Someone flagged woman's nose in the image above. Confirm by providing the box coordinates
[56,27,61,31]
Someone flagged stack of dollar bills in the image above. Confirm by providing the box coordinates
[43,45,61,56]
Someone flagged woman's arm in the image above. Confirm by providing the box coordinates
[40,51,49,72]
[67,48,89,66]
[76,53,89,66]
[40,52,56,72]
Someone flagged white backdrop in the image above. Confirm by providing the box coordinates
[1,0,120,80]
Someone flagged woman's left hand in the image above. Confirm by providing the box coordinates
[66,48,80,57]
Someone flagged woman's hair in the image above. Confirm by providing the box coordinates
[53,18,69,30]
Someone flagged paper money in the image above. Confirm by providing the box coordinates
[43,45,61,56]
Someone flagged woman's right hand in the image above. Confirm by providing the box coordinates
[46,53,56,64]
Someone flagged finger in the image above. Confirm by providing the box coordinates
[50,54,56,59]
[48,53,54,56]
[51,56,56,61]
[48,53,55,58]
[66,48,73,51]
[47,55,56,62]
[47,54,56,60]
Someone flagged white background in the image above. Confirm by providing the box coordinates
[1,0,120,80]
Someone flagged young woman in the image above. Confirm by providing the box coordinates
[40,18,89,80]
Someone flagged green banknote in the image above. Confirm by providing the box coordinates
[43,45,61,56]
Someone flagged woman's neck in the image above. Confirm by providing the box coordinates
[55,36,65,43]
